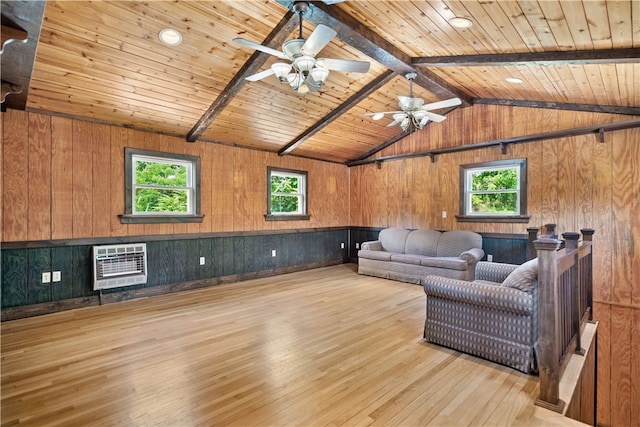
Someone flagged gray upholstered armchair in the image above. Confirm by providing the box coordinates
[422,259,539,373]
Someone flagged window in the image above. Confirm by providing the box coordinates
[120,148,202,223]
[265,167,309,221]
[457,159,529,223]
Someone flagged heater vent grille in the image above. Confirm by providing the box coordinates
[93,243,147,290]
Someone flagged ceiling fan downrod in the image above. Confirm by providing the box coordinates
[406,72,417,98]
[293,1,310,39]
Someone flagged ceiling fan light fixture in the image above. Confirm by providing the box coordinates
[506,77,524,84]
[287,72,303,89]
[272,63,292,83]
[310,67,329,85]
[400,117,410,132]
[294,55,316,75]
[297,83,310,95]
[372,112,385,121]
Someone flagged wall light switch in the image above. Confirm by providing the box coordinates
[355,243,360,249]
[42,272,51,283]
[271,249,277,257]
[341,242,345,249]
[199,257,206,265]
[52,271,61,282]
[442,211,447,218]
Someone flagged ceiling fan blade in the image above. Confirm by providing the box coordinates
[316,58,370,73]
[422,97,462,111]
[364,111,402,116]
[301,24,336,56]
[245,68,275,82]
[422,111,447,122]
[232,38,288,60]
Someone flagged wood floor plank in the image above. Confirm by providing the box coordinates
[1,264,587,426]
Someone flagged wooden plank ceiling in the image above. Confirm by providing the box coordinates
[2,0,639,164]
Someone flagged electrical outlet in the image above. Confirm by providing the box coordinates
[341,242,345,249]
[199,257,206,265]
[271,249,277,257]
[487,254,493,262]
[42,272,51,283]
[52,271,61,282]
[442,210,447,218]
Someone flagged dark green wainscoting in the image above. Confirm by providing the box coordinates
[1,228,349,319]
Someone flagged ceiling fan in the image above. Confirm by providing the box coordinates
[366,73,462,131]
[232,1,370,95]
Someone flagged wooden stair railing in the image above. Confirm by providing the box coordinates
[533,228,595,413]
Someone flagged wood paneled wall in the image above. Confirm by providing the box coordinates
[350,105,640,427]
[1,110,349,242]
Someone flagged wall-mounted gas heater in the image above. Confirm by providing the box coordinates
[92,243,147,290]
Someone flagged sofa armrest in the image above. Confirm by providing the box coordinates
[475,261,518,283]
[361,240,382,251]
[423,275,533,315]
[459,247,484,263]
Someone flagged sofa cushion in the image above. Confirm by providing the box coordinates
[420,256,468,271]
[436,230,483,257]
[390,253,424,265]
[502,258,538,293]
[379,227,411,253]
[357,249,392,261]
[405,229,440,256]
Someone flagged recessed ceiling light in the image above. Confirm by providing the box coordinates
[449,17,473,29]
[159,28,182,47]
[505,77,524,84]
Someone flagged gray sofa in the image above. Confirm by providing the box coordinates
[423,259,539,373]
[357,227,484,284]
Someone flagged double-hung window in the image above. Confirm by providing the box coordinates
[265,167,309,220]
[121,148,202,223]
[457,159,529,223]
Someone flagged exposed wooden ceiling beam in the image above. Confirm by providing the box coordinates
[347,119,640,167]
[412,48,640,67]
[276,0,472,106]
[278,69,396,156]
[186,11,298,142]
[475,99,640,116]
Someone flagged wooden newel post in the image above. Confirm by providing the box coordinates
[563,232,582,355]
[563,232,580,250]
[534,237,565,413]
[581,228,595,242]
[581,228,595,321]
[527,227,540,260]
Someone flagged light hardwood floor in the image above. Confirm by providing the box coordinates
[1,264,584,426]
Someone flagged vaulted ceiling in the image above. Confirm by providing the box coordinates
[2,0,639,164]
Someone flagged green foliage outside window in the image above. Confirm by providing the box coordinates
[470,168,518,214]
[270,175,300,213]
[135,161,189,213]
